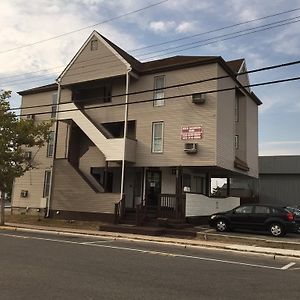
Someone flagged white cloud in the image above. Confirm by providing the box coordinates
[149,21,176,33]
[176,22,197,33]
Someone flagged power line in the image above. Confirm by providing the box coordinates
[1,6,299,83]
[9,58,300,112]
[139,17,300,60]
[0,0,168,55]
[3,15,300,89]
[13,75,300,118]
[131,6,300,53]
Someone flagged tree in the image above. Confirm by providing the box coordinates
[0,90,52,225]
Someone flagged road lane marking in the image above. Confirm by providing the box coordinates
[0,232,291,271]
[281,262,296,270]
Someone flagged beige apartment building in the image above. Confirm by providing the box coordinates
[11,31,261,223]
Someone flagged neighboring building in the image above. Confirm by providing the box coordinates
[259,156,300,208]
[11,31,261,222]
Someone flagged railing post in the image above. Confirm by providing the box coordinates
[114,203,119,224]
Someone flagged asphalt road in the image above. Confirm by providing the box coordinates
[0,229,299,300]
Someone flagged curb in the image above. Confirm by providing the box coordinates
[1,224,300,259]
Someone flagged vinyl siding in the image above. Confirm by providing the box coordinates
[216,65,258,178]
[246,96,258,177]
[60,36,127,86]
[12,145,53,208]
[59,64,218,167]
[12,91,54,209]
[216,66,235,170]
[51,159,119,213]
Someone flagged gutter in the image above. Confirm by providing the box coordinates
[46,80,61,217]
[120,67,132,200]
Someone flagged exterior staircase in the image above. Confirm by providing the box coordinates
[57,102,136,162]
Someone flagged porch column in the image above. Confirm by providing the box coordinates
[176,166,183,218]
[205,172,211,197]
[227,178,231,197]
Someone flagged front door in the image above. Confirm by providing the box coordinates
[145,170,161,207]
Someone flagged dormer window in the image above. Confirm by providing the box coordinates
[91,39,98,51]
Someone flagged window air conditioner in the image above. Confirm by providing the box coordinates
[27,114,35,120]
[20,190,28,198]
[192,93,206,104]
[184,143,198,154]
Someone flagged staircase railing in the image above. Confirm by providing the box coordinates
[114,195,126,224]
[158,194,186,219]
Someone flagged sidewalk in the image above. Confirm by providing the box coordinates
[1,222,300,259]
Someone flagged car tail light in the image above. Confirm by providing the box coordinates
[287,212,294,221]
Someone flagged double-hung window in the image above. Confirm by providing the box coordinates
[51,93,58,118]
[152,121,164,153]
[47,131,55,157]
[43,170,52,198]
[153,75,165,106]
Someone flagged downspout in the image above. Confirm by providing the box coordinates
[46,80,61,217]
[120,68,131,200]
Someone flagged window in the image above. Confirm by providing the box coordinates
[73,86,111,104]
[43,170,52,197]
[152,121,164,153]
[235,135,239,150]
[254,206,270,214]
[235,206,253,214]
[91,39,98,51]
[47,131,55,157]
[235,93,239,122]
[153,75,165,106]
[51,93,58,118]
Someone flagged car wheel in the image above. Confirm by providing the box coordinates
[269,223,285,237]
[215,219,228,232]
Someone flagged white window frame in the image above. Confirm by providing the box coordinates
[43,170,52,198]
[51,92,58,118]
[47,131,55,157]
[151,121,164,153]
[235,135,239,150]
[153,75,165,107]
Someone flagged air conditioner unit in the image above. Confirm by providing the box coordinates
[24,151,32,160]
[27,114,35,120]
[20,190,28,198]
[184,143,198,154]
[192,93,206,104]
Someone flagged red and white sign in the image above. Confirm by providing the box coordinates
[181,126,203,140]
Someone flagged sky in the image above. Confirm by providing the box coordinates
[1,0,300,156]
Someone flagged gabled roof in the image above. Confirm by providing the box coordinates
[226,59,244,73]
[18,31,262,105]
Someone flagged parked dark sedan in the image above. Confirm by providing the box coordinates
[285,207,300,233]
[209,204,296,237]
